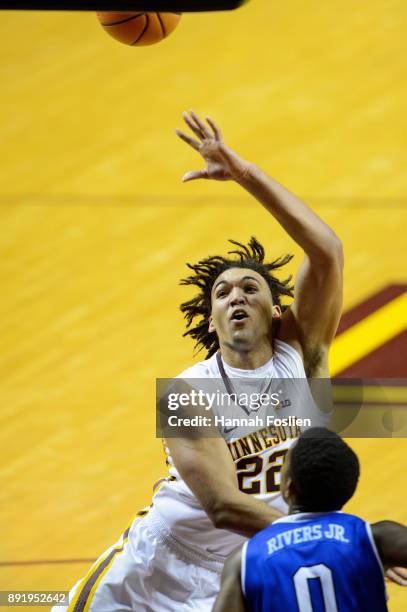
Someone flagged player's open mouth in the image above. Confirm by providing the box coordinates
[230,309,249,321]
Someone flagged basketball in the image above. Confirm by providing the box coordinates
[96,12,182,47]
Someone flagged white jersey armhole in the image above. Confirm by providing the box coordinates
[365,523,385,577]
[274,339,305,377]
[275,338,303,360]
[241,541,249,597]
[366,523,389,602]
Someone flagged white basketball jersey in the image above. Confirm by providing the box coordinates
[153,340,328,559]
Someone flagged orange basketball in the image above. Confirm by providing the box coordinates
[96,12,182,46]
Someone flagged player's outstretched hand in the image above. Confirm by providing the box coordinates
[176,111,250,182]
[386,566,407,586]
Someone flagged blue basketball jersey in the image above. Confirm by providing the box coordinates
[242,512,387,612]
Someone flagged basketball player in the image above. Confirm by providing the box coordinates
[58,113,401,611]
[213,427,407,612]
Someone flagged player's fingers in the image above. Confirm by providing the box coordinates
[386,568,407,586]
[393,567,407,584]
[205,116,223,141]
[176,129,201,151]
[189,111,212,139]
[182,169,209,182]
[182,112,206,140]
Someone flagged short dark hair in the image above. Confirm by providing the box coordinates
[290,428,360,512]
[179,237,294,357]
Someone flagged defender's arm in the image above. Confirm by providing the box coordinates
[212,547,246,612]
[372,521,407,569]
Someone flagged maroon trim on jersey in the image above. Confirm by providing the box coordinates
[153,475,176,492]
[72,527,130,612]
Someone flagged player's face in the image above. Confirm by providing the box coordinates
[209,268,281,351]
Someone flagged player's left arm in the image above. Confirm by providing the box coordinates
[212,548,247,612]
[234,165,344,376]
[372,521,407,586]
[234,168,344,375]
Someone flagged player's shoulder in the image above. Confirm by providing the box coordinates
[253,511,367,540]
[328,511,368,529]
[246,512,368,561]
[175,352,218,379]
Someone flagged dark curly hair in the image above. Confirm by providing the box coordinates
[179,237,294,357]
[290,428,360,512]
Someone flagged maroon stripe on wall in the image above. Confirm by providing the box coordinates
[336,284,407,336]
[336,329,407,378]
[0,558,95,567]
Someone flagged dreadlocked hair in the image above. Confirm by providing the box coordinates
[180,237,294,357]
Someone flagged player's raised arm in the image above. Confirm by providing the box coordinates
[165,433,283,537]
[212,547,246,612]
[234,152,343,374]
[176,111,343,375]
